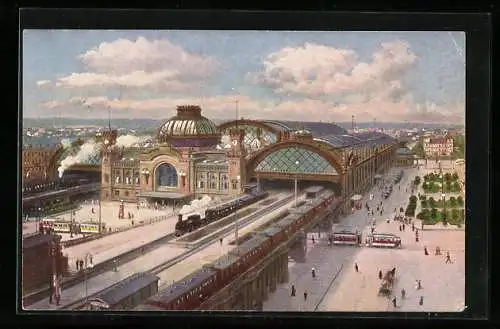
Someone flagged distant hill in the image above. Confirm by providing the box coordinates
[22,117,464,131]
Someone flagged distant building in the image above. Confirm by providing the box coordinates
[422,135,454,157]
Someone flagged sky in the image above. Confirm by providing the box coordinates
[23,30,465,124]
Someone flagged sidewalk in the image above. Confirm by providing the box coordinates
[264,167,464,312]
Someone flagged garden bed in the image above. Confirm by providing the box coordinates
[416,207,465,227]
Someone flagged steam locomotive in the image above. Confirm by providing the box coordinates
[174,192,269,236]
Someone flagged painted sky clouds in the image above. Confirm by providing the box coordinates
[23,30,465,124]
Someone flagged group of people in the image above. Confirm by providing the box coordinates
[75,255,93,271]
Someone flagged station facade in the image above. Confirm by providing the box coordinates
[99,105,398,206]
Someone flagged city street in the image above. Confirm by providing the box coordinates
[263,166,465,312]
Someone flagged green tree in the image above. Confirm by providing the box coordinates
[457,195,464,206]
[449,196,457,207]
[452,181,461,192]
[414,176,421,185]
[446,181,452,192]
[429,197,436,208]
[444,172,452,181]
[431,208,438,219]
[452,172,459,181]
[451,208,459,221]
[421,200,428,208]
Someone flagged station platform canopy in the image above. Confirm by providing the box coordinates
[138,191,191,200]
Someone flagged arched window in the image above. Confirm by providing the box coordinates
[156,163,178,187]
[221,174,229,190]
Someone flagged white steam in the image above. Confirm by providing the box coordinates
[115,135,152,148]
[57,140,100,177]
[180,195,213,216]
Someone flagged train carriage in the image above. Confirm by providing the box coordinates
[272,218,295,239]
[229,235,271,273]
[51,220,71,233]
[304,186,325,200]
[206,254,242,287]
[146,268,217,310]
[260,226,285,246]
[282,213,305,232]
[86,272,159,310]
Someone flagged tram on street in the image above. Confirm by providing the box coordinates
[41,219,101,234]
[331,228,362,246]
[368,233,401,248]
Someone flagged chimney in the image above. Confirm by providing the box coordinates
[178,214,183,222]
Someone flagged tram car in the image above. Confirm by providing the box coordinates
[139,190,338,311]
[45,220,101,234]
[368,233,401,248]
[331,228,362,246]
[175,191,269,236]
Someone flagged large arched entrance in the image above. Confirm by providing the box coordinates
[247,142,343,195]
[155,163,178,188]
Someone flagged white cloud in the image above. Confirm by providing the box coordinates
[53,37,219,91]
[41,93,464,125]
[250,40,417,100]
[36,80,51,86]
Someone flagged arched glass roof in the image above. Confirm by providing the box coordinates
[255,146,338,175]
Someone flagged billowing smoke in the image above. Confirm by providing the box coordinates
[58,140,100,177]
[180,195,213,216]
[60,138,72,149]
[115,135,152,148]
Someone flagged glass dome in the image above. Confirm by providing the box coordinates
[157,105,220,147]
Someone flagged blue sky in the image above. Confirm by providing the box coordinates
[23,30,465,124]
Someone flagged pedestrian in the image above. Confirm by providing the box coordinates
[401,288,406,299]
[435,246,441,255]
[392,296,397,307]
[412,223,415,231]
[424,246,429,255]
[48,285,53,304]
[399,225,402,232]
[445,252,452,264]
[379,270,383,279]
[312,236,315,244]
[89,255,93,265]
[402,223,405,231]
[311,268,316,278]
[75,259,79,271]
[419,296,424,306]
[291,285,296,297]
[113,259,118,272]
[377,206,379,212]
[79,259,84,270]
[220,238,223,245]
[416,235,419,242]
[354,263,359,272]
[304,291,308,301]
[417,280,422,290]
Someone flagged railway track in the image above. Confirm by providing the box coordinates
[24,194,280,306]
[62,193,296,310]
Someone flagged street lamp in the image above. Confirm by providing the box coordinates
[294,161,299,207]
[83,253,94,307]
[37,207,42,234]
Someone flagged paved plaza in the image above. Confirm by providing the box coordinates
[263,166,465,312]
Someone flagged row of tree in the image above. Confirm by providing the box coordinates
[417,208,465,226]
[405,195,418,217]
[421,195,464,208]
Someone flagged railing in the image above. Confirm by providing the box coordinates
[61,214,171,248]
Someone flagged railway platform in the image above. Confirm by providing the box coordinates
[25,243,187,310]
[62,213,180,272]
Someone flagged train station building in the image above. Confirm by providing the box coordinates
[99,105,398,207]
[23,104,398,208]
